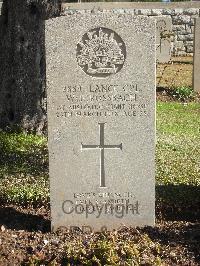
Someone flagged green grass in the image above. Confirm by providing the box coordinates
[157,102,200,137]
[0,131,49,205]
[0,131,48,177]
[156,102,200,185]
[0,102,199,214]
[156,102,200,220]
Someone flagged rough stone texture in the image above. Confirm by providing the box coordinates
[0,0,61,133]
[46,14,156,230]
[156,17,172,63]
[62,3,200,57]
[193,18,200,92]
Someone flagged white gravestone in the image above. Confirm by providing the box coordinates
[193,18,200,92]
[156,17,172,64]
[46,14,156,231]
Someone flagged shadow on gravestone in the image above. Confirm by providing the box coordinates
[0,0,61,134]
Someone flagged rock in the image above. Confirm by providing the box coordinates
[151,9,163,16]
[1,225,6,232]
[177,33,193,41]
[183,8,199,16]
[43,239,49,245]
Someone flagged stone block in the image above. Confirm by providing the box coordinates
[46,14,156,231]
[156,17,172,63]
[193,18,200,92]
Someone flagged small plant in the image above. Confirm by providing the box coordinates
[173,86,194,101]
[0,176,49,206]
[64,233,162,265]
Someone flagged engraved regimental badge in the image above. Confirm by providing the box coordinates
[77,27,126,78]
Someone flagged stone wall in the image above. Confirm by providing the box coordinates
[62,2,200,56]
[137,8,198,56]
[1,2,200,56]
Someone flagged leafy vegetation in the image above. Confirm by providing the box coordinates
[64,232,162,265]
[25,230,163,266]
[0,131,48,178]
[173,86,194,101]
[0,131,49,205]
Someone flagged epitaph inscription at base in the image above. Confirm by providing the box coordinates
[46,14,156,231]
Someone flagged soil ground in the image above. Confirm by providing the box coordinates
[157,56,193,89]
[0,203,200,266]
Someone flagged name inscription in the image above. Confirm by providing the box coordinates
[56,83,148,118]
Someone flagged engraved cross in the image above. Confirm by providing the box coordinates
[81,123,122,188]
